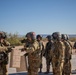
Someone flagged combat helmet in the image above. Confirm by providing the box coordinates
[61,34,67,40]
[66,34,69,40]
[52,32,61,41]
[36,35,42,40]
[46,35,52,40]
[0,31,7,39]
[26,32,36,40]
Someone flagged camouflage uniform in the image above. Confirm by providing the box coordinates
[51,32,65,75]
[36,35,44,73]
[38,41,44,72]
[51,40,64,75]
[45,41,53,73]
[22,32,41,75]
[63,40,72,75]
[0,41,10,75]
[0,32,10,75]
[24,40,40,75]
[43,35,53,73]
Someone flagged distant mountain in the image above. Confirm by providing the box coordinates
[18,34,76,38]
[40,34,76,38]
[69,34,76,38]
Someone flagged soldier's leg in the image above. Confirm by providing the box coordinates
[46,58,50,73]
[27,67,31,75]
[2,64,8,75]
[64,61,71,75]
[69,60,72,74]
[31,66,39,75]
[52,62,62,75]
[28,59,39,75]
[61,60,64,75]
[66,61,71,75]
[39,63,42,72]
[52,62,56,75]
[52,67,60,75]
[54,67,61,75]
[39,58,42,73]
[0,67,3,75]
[62,63,65,75]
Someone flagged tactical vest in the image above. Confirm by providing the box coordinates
[0,52,5,64]
[0,43,8,64]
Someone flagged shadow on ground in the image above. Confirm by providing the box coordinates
[9,72,53,75]
[71,70,76,74]
[9,70,76,75]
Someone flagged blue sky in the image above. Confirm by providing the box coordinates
[0,0,76,35]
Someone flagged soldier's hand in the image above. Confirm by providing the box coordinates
[21,48,25,51]
[7,47,13,52]
[20,48,26,52]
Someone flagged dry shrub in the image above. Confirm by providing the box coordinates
[69,37,76,42]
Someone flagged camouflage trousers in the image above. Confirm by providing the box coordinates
[28,56,40,75]
[46,57,52,72]
[52,61,63,75]
[0,64,8,75]
[63,60,71,75]
[39,58,42,72]
[28,66,39,75]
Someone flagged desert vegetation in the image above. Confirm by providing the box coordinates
[6,33,76,46]
[6,33,24,46]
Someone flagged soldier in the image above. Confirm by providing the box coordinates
[66,34,72,65]
[44,35,53,74]
[62,34,72,75]
[0,32,12,75]
[36,35,44,73]
[21,32,41,75]
[51,32,64,75]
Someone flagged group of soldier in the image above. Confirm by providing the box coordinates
[0,31,72,75]
[37,32,72,75]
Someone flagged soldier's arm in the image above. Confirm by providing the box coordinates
[44,43,48,53]
[25,41,40,53]
[0,46,8,52]
[41,43,45,55]
[42,42,44,50]
[4,40,10,46]
[59,42,65,60]
[65,42,72,60]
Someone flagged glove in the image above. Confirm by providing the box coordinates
[7,47,13,52]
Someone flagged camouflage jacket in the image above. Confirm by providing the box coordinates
[37,41,44,57]
[0,40,10,52]
[44,41,53,58]
[0,40,10,64]
[63,40,72,60]
[24,40,40,58]
[51,40,65,62]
